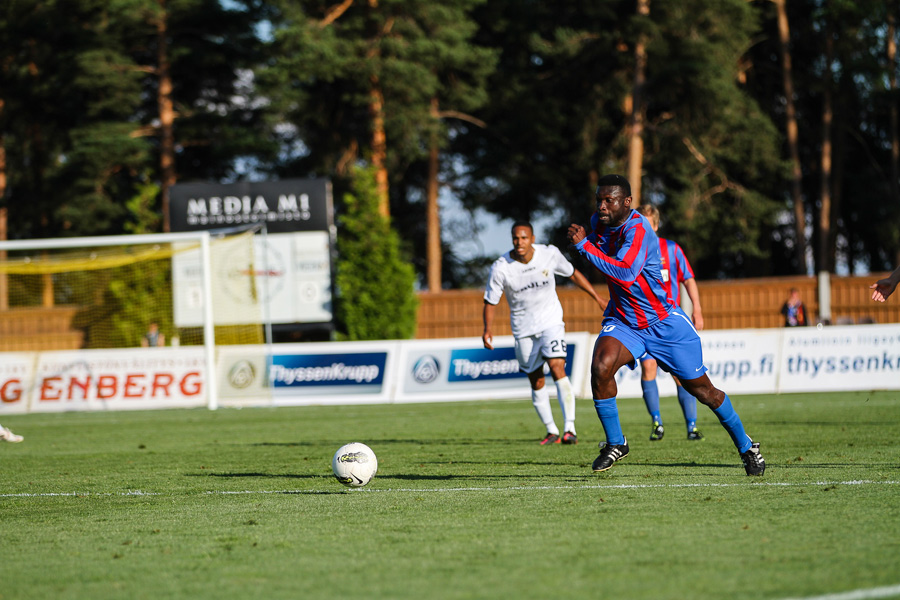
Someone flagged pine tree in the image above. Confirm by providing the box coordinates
[335,167,418,340]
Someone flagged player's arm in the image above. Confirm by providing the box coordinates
[676,245,703,330]
[482,300,496,350]
[569,268,608,310]
[683,278,704,330]
[871,265,900,302]
[567,221,648,283]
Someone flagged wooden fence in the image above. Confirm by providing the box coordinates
[415,273,899,339]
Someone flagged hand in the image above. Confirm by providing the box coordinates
[870,279,897,302]
[482,332,493,350]
[567,223,586,245]
[693,311,704,331]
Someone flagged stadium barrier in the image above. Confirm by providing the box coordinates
[0,323,897,414]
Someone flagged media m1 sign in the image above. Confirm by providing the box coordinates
[169,179,334,327]
[169,178,332,233]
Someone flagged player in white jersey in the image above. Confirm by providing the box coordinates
[483,221,607,445]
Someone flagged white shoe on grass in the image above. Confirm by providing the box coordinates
[0,426,23,443]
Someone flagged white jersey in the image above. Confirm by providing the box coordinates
[484,244,575,339]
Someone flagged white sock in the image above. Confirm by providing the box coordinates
[555,376,576,434]
[531,386,558,434]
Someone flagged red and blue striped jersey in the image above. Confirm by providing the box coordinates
[573,210,675,329]
[658,237,695,307]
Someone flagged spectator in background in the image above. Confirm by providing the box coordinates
[141,321,165,347]
[0,424,23,443]
[870,266,900,302]
[781,288,808,327]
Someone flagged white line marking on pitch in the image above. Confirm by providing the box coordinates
[1,479,897,498]
[777,583,900,600]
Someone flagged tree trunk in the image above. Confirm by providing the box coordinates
[775,0,808,273]
[157,0,175,233]
[426,97,442,292]
[888,8,900,266]
[831,118,844,271]
[626,0,649,206]
[369,78,390,219]
[0,99,6,307]
[817,29,834,273]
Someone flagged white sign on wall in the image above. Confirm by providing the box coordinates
[777,325,900,392]
[27,348,207,412]
[173,231,332,327]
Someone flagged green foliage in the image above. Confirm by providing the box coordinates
[124,174,163,234]
[335,167,418,340]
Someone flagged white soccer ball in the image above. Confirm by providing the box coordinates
[332,443,378,487]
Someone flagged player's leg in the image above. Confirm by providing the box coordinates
[540,325,577,443]
[647,308,764,475]
[546,357,577,443]
[673,377,703,440]
[640,357,664,441]
[590,321,643,472]
[517,335,560,444]
[678,374,763,474]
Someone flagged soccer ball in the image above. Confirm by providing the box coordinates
[332,443,378,487]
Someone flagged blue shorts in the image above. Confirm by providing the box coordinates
[598,307,708,381]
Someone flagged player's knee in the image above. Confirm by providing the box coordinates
[590,358,617,383]
[529,374,546,390]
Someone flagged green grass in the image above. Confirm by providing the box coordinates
[2,391,899,600]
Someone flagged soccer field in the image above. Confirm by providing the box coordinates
[2,391,899,600]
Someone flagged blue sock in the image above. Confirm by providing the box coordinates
[712,395,752,453]
[640,380,662,424]
[677,385,698,431]
[593,397,625,445]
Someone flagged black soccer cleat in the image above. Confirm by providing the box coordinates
[649,421,664,441]
[561,431,578,445]
[592,438,629,472]
[741,442,765,476]
[687,428,704,441]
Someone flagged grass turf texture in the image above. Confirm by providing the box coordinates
[1,391,899,600]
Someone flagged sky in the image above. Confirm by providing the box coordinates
[441,191,564,262]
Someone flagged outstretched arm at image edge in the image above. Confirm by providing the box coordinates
[870,266,900,302]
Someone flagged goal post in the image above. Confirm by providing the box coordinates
[0,227,270,411]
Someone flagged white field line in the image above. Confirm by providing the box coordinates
[1,479,898,498]
[777,583,900,600]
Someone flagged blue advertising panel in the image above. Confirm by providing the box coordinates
[270,352,387,394]
[446,347,574,383]
[397,336,586,403]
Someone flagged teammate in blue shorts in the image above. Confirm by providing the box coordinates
[566,174,765,475]
[635,204,704,442]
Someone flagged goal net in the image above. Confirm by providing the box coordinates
[0,228,271,411]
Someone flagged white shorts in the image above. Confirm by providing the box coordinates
[515,324,567,374]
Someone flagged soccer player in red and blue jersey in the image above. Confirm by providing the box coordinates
[636,204,705,442]
[567,174,764,475]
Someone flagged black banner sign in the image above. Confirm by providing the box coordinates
[169,179,332,233]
